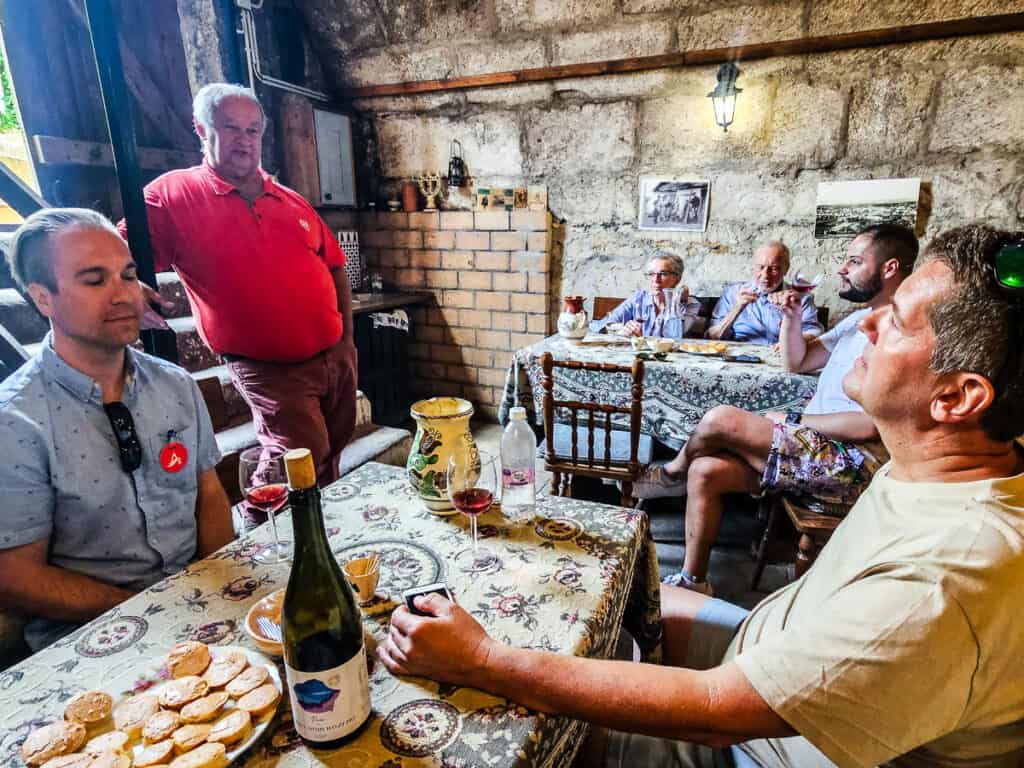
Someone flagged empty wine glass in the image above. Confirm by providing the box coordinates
[239,446,292,563]
[447,449,498,560]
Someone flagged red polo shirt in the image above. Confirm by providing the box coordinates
[126,161,345,363]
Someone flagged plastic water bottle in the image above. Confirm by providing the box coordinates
[501,407,537,523]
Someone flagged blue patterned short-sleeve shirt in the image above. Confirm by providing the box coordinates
[0,335,221,648]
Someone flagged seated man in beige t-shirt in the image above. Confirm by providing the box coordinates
[376,224,1024,767]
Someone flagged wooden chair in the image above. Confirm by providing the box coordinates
[540,352,652,507]
[750,494,849,590]
[593,296,626,321]
[816,305,830,330]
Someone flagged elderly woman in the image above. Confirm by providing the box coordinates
[589,251,702,338]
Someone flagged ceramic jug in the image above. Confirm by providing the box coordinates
[407,397,477,513]
[557,295,588,341]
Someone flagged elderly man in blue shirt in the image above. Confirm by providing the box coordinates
[0,208,234,651]
[589,250,702,338]
[707,241,823,344]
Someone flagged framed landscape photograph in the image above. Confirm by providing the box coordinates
[814,178,921,238]
[639,178,710,232]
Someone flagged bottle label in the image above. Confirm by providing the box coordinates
[285,646,371,742]
[502,467,535,488]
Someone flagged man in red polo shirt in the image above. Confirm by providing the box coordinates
[122,83,355,489]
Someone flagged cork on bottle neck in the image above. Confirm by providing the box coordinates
[284,448,317,490]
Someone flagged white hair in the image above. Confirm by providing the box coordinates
[192,83,266,149]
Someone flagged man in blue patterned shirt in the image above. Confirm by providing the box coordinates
[0,208,234,650]
[707,242,823,344]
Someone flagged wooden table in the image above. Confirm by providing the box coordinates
[0,462,659,768]
[499,335,819,449]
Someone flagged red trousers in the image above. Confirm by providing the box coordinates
[227,339,357,489]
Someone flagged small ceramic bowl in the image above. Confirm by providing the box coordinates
[652,338,675,354]
[343,556,381,606]
[244,589,284,656]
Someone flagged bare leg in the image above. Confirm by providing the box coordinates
[682,454,762,581]
[664,406,775,477]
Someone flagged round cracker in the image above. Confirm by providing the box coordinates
[41,754,94,768]
[64,690,113,725]
[200,653,247,689]
[135,741,174,768]
[168,743,226,768]
[113,695,159,738]
[166,642,211,679]
[21,721,87,766]
[205,710,250,746]
[158,677,208,710]
[170,724,211,755]
[142,711,180,744]
[88,753,132,768]
[179,692,229,725]
[235,683,280,717]
[84,730,130,757]
[224,666,268,699]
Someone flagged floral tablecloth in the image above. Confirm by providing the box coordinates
[498,335,819,449]
[0,462,660,768]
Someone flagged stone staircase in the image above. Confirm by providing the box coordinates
[0,270,412,503]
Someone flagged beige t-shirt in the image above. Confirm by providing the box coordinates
[727,465,1024,767]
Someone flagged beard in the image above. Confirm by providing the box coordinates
[839,271,883,303]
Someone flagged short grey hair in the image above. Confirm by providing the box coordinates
[646,250,684,276]
[6,207,119,293]
[192,83,266,149]
[761,240,791,266]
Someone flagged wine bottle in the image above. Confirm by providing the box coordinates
[281,448,371,748]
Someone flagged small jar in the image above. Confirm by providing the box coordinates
[370,272,384,294]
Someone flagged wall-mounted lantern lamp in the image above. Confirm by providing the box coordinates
[707,62,742,132]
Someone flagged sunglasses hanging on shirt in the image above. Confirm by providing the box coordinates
[103,401,143,473]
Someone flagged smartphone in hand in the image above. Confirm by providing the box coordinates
[402,583,454,616]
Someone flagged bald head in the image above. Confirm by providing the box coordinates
[751,241,790,292]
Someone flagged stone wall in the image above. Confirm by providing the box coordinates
[358,209,551,419]
[296,0,1024,325]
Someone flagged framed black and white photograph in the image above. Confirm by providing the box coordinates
[814,178,920,239]
[639,178,710,232]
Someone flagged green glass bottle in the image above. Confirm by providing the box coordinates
[281,448,371,748]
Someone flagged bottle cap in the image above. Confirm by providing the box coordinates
[509,407,527,421]
[284,448,316,490]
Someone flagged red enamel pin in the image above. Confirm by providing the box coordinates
[160,431,188,473]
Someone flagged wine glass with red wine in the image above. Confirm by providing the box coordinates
[791,271,824,294]
[239,446,293,563]
[447,449,498,558]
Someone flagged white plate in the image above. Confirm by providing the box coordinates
[102,645,281,766]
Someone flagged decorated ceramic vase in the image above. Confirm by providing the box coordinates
[407,397,477,513]
[557,295,588,341]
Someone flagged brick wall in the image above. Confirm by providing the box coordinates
[359,209,551,420]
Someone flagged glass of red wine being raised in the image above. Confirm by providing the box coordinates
[447,448,499,568]
[239,445,293,563]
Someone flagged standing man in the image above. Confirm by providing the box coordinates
[124,83,356,487]
[707,241,823,343]
[633,224,918,595]
[381,224,1024,766]
[0,208,233,650]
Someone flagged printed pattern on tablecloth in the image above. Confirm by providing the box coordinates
[0,462,658,768]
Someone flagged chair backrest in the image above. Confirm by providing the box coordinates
[593,296,626,322]
[540,352,645,480]
[816,305,830,329]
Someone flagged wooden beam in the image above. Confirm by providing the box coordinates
[32,135,201,171]
[346,12,1024,98]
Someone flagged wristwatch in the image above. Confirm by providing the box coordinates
[785,411,802,426]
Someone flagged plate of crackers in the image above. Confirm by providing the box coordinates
[677,341,729,356]
[19,642,281,768]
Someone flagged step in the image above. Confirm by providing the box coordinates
[166,316,221,373]
[0,289,47,345]
[339,424,412,476]
[156,271,191,319]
